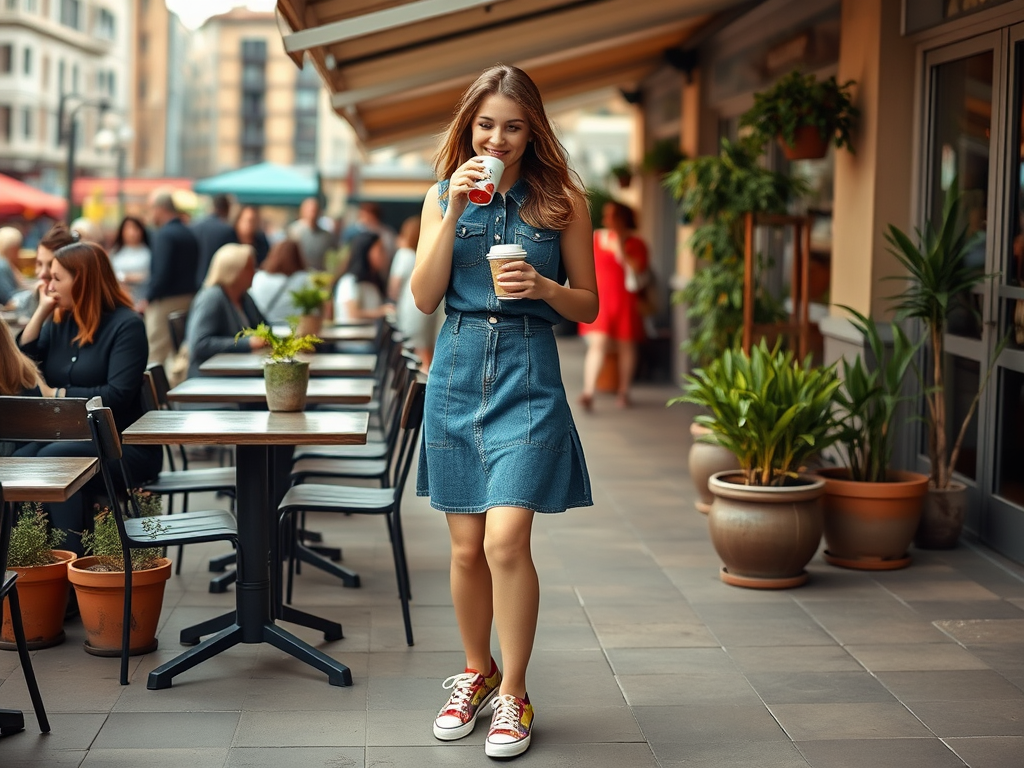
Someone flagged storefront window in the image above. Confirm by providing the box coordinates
[996,367,1024,504]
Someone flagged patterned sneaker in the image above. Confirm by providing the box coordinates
[485,693,534,758]
[433,661,502,741]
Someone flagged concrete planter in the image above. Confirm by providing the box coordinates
[264,360,310,412]
[689,423,740,514]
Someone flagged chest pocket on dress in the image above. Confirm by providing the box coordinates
[513,226,558,270]
[454,221,488,267]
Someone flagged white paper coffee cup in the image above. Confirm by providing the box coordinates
[469,156,504,206]
[487,244,526,300]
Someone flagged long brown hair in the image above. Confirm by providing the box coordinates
[53,242,133,345]
[434,64,585,230]
[261,239,306,276]
[0,320,38,394]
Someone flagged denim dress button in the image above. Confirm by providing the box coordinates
[487,316,498,324]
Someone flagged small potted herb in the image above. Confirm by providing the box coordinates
[236,321,322,412]
[289,272,333,337]
[609,163,634,189]
[641,139,685,176]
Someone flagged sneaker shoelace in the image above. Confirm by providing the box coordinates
[439,672,479,712]
[490,694,524,732]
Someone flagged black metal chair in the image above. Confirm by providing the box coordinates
[0,481,51,736]
[277,372,426,646]
[86,403,239,685]
[167,310,188,354]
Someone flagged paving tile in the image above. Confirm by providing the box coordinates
[727,645,863,673]
[80,749,229,768]
[876,670,1024,702]
[617,671,761,707]
[798,598,952,644]
[233,710,366,747]
[796,738,967,767]
[593,621,719,648]
[1,751,87,768]
[905,599,1024,621]
[367,742,660,767]
[692,602,837,647]
[746,671,896,704]
[225,747,365,767]
[92,712,239,749]
[845,643,990,672]
[367,674,446,711]
[879,577,1002,602]
[908,699,1024,737]
[606,647,739,676]
[655,740,811,767]
[632,704,789,745]
[964,642,1024,672]
[0,713,106,753]
[769,702,933,740]
[934,618,1024,645]
[242,674,369,711]
[366,650,471,679]
[945,736,1024,767]
[583,602,703,625]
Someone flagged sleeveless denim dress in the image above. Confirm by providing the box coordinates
[416,179,593,514]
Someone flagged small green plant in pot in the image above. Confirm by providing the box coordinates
[1,504,75,650]
[289,272,333,337]
[817,307,929,570]
[672,340,841,588]
[236,321,322,412]
[740,70,859,160]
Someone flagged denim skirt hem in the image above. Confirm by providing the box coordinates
[415,493,594,515]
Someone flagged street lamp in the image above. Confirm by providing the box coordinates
[58,91,110,224]
[94,113,134,222]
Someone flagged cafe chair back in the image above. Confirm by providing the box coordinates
[278,372,427,646]
[0,395,96,444]
[86,403,239,685]
[167,310,188,354]
[0,480,51,734]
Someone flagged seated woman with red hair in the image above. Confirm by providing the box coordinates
[16,241,162,554]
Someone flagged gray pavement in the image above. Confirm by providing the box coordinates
[1,337,1023,767]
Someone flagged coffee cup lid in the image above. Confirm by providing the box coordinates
[488,244,526,258]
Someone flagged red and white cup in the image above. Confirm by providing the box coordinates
[468,156,504,206]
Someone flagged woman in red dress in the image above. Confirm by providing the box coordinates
[578,201,648,410]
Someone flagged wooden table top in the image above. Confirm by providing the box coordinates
[122,410,370,446]
[199,353,377,377]
[0,457,99,502]
[271,324,376,342]
[167,377,375,405]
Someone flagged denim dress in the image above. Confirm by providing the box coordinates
[416,179,593,514]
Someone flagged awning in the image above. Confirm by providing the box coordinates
[275,0,746,149]
[192,163,319,207]
[72,177,193,206]
[0,174,67,220]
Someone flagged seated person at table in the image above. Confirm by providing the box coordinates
[184,243,267,379]
[0,320,42,456]
[250,239,312,324]
[18,223,79,317]
[332,231,394,323]
[15,241,162,554]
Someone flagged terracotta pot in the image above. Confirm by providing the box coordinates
[816,468,928,570]
[67,556,171,656]
[708,471,825,589]
[915,482,968,549]
[0,549,74,650]
[689,423,740,514]
[778,124,830,161]
[264,360,310,412]
[295,313,323,339]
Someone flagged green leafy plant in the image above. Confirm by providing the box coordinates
[664,137,805,366]
[7,503,66,568]
[236,321,322,363]
[82,491,166,572]
[672,340,841,486]
[641,139,684,175]
[740,70,859,153]
[289,272,333,315]
[832,307,923,483]
[609,163,634,188]
[885,183,1005,490]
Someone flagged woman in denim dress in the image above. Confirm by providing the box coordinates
[411,65,598,759]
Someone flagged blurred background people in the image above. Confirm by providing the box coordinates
[68,217,104,246]
[15,241,161,553]
[345,201,396,260]
[287,196,333,271]
[184,243,267,379]
[578,200,649,410]
[19,223,77,317]
[333,231,393,323]
[110,215,151,304]
[0,320,41,456]
[192,193,238,286]
[251,239,312,324]
[0,226,31,311]
[388,216,440,370]
[235,204,270,267]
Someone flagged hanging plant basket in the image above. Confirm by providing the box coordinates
[778,124,830,161]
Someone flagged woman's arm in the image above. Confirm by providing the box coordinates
[18,289,57,348]
[495,194,599,324]
[410,183,455,314]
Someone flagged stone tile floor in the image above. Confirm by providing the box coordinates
[1,338,1023,767]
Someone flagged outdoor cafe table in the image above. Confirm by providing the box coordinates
[122,410,368,689]
[166,376,374,406]
[199,352,377,377]
[271,323,377,343]
[0,456,98,735]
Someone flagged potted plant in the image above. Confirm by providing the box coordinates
[67,492,171,656]
[289,272,333,337]
[236,321,322,412]
[673,340,841,588]
[816,307,929,569]
[740,70,859,160]
[609,163,634,189]
[0,504,75,650]
[641,139,684,176]
[885,184,1006,548]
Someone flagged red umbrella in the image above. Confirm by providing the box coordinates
[0,173,67,220]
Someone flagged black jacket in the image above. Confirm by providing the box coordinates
[191,215,238,286]
[146,218,200,301]
[184,286,266,379]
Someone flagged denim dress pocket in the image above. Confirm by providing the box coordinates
[514,225,558,269]
[453,221,488,267]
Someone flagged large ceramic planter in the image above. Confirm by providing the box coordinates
[915,482,968,549]
[67,556,171,656]
[689,423,740,515]
[816,468,928,570]
[295,313,323,339]
[0,549,75,650]
[708,471,825,589]
[778,124,830,161]
[264,360,310,412]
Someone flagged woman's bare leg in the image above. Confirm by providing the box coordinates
[484,506,538,698]
[581,332,609,407]
[447,513,494,673]
[616,339,637,406]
